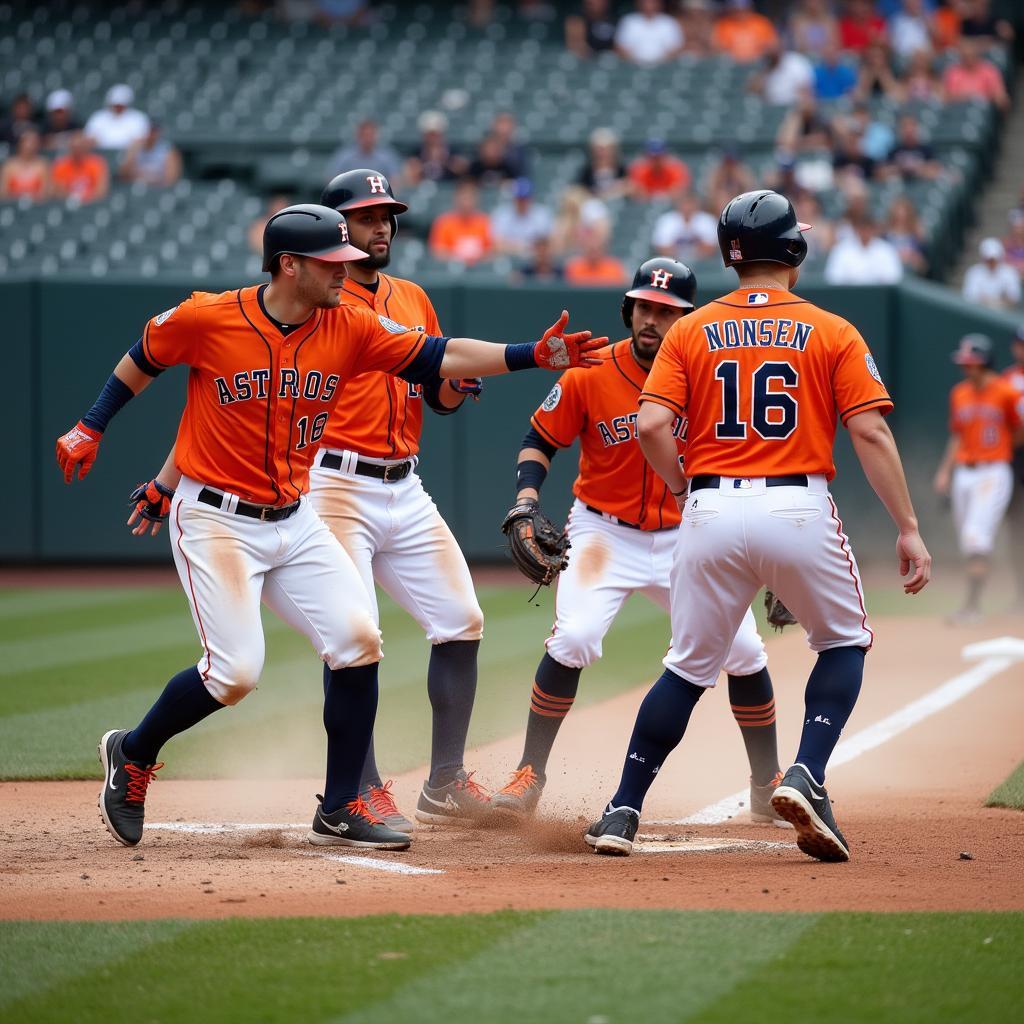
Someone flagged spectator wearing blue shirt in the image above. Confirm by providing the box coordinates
[814,43,857,100]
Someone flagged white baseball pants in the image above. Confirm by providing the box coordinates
[951,462,1013,557]
[547,499,767,675]
[171,476,382,705]
[664,475,873,688]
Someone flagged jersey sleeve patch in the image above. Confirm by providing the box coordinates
[153,305,179,326]
[541,383,562,412]
[378,314,411,334]
[865,353,883,384]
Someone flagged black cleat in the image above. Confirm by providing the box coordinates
[771,764,850,862]
[309,794,412,850]
[98,729,162,847]
[414,770,492,826]
[584,804,640,856]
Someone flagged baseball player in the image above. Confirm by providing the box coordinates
[586,190,931,862]
[1003,327,1024,608]
[933,334,1022,624]
[55,202,605,851]
[311,169,488,830]
[492,257,787,827]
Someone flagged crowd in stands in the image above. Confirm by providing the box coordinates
[0,84,180,203]
[403,0,1014,290]
[2,0,1018,302]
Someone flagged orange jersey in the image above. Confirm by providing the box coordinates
[141,285,429,505]
[321,274,442,459]
[532,339,685,530]
[949,376,1020,464]
[641,287,892,481]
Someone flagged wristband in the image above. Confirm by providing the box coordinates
[81,373,135,433]
[516,459,548,494]
[504,342,539,373]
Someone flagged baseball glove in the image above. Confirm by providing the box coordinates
[764,589,798,632]
[501,499,569,587]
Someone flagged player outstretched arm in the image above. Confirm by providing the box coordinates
[55,347,160,483]
[636,401,687,506]
[438,311,606,379]
[846,409,931,594]
[127,443,183,538]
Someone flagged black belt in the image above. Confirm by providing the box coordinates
[198,487,300,521]
[319,452,412,482]
[584,504,674,531]
[689,474,808,492]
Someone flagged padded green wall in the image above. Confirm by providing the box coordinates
[10,275,1019,564]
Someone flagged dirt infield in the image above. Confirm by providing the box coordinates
[3,615,1023,920]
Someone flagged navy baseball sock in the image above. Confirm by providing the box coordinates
[794,646,866,785]
[357,736,383,793]
[121,666,224,763]
[322,662,379,814]
[610,669,706,811]
[728,667,781,786]
[518,653,582,777]
[427,639,479,788]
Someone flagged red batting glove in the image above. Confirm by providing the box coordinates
[451,377,483,399]
[534,310,608,370]
[55,421,102,483]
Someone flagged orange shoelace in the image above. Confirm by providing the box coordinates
[124,762,163,803]
[455,771,491,802]
[755,770,783,790]
[366,780,401,819]
[499,765,538,797]
[345,795,383,825]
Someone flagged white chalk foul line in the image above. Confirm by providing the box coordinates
[145,822,445,876]
[650,637,1024,827]
[147,822,307,833]
[300,851,444,876]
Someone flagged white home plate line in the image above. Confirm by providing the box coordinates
[647,636,1024,827]
[300,850,444,876]
[145,823,445,876]
[635,835,793,855]
[147,822,307,833]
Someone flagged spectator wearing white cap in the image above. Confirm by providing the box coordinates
[42,90,81,151]
[963,238,1022,310]
[84,85,150,150]
[404,110,467,185]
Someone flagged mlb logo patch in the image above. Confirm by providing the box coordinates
[747,292,769,305]
[729,239,742,260]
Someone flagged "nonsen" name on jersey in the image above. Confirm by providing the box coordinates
[213,369,341,405]
[703,319,815,352]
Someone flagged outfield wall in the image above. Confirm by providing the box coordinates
[4,275,1019,564]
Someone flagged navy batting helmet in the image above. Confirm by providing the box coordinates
[321,168,408,238]
[951,333,994,368]
[621,257,697,329]
[717,190,810,269]
[262,204,368,273]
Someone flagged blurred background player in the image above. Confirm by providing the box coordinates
[313,168,490,831]
[934,333,1023,623]
[490,257,785,827]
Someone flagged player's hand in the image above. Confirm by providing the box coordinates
[897,529,931,595]
[450,377,483,400]
[55,421,101,483]
[932,468,951,497]
[127,480,174,537]
[534,310,607,370]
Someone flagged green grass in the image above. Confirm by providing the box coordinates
[0,583,673,780]
[0,910,1019,1023]
[986,759,1024,810]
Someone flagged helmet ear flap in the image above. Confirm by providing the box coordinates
[621,297,633,331]
[389,214,399,239]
